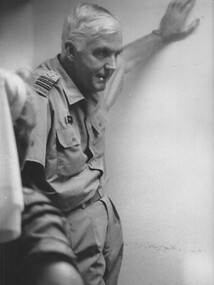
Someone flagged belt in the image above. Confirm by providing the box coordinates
[76,191,102,210]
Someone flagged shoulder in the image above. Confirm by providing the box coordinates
[34,69,60,98]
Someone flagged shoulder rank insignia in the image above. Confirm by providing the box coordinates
[34,71,59,97]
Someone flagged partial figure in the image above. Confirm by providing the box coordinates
[0,69,84,285]
[23,1,199,285]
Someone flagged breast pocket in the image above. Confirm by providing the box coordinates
[56,126,86,180]
[90,110,108,157]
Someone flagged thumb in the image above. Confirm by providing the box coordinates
[182,18,200,36]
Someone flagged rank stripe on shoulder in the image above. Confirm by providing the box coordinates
[36,76,55,91]
[34,72,59,97]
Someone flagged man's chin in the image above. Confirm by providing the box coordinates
[93,83,106,93]
[91,84,106,93]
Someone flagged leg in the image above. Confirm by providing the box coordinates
[65,200,108,285]
[101,196,124,285]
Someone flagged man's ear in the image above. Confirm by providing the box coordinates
[65,42,76,60]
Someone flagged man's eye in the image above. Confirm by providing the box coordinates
[94,49,109,59]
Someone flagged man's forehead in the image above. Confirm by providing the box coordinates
[87,31,122,48]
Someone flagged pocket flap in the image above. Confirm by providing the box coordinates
[56,127,80,148]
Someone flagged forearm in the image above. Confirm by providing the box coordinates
[122,31,163,74]
[122,0,199,74]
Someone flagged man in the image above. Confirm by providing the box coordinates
[0,69,83,285]
[23,1,199,285]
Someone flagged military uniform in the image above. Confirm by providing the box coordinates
[26,55,124,285]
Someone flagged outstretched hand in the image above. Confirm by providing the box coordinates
[158,0,200,42]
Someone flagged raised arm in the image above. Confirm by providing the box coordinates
[122,0,200,74]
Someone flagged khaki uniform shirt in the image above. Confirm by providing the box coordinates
[27,55,124,212]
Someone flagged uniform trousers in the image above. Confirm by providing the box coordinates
[65,195,123,285]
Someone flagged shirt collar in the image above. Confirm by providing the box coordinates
[50,55,85,105]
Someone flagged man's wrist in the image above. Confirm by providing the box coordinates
[152,29,164,43]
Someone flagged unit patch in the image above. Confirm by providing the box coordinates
[34,71,59,97]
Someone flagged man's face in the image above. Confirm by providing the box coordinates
[72,29,122,98]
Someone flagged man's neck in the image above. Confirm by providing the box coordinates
[59,54,101,113]
[59,54,97,101]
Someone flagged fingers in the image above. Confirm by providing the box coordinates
[168,0,196,12]
[168,0,185,10]
[183,0,196,13]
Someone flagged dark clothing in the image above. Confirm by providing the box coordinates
[0,187,77,285]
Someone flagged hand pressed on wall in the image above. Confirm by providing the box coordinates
[158,0,200,42]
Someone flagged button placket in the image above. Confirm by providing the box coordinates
[85,118,95,157]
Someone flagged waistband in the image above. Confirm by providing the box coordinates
[74,190,103,211]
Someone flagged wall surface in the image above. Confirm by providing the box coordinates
[1,0,213,284]
[0,2,34,71]
[105,1,214,284]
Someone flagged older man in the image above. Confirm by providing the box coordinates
[23,1,199,285]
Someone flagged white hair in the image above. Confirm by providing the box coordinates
[61,3,121,52]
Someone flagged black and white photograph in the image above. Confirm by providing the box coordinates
[0,0,213,284]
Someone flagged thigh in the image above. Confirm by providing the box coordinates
[65,200,108,285]
[101,196,124,285]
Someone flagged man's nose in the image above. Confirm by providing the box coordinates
[105,55,117,70]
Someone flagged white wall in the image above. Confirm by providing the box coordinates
[105,1,214,284]
[1,1,213,284]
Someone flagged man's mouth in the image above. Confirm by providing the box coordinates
[96,70,113,83]
[96,75,105,82]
